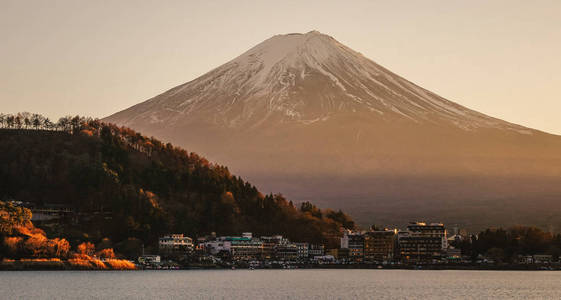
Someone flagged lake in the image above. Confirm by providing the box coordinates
[1,269,560,299]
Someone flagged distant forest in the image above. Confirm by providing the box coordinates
[0,112,355,255]
[0,112,76,131]
[454,226,561,263]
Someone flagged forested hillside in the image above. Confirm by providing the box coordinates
[0,113,354,252]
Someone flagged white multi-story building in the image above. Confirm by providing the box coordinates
[204,240,232,255]
[295,243,309,259]
[229,234,263,261]
[308,244,325,258]
[159,234,194,255]
[210,233,263,260]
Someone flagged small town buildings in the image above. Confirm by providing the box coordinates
[398,222,447,262]
[516,255,552,265]
[518,255,534,264]
[533,254,553,264]
[308,244,325,258]
[194,237,208,254]
[337,248,350,261]
[138,255,161,264]
[312,255,336,263]
[363,229,397,263]
[227,233,264,261]
[326,248,339,259]
[275,243,299,261]
[445,248,462,262]
[295,243,309,260]
[201,233,328,262]
[261,235,284,260]
[204,240,232,256]
[159,234,194,256]
[341,230,365,262]
[29,203,74,222]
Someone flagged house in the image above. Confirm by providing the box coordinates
[294,243,309,260]
[364,229,397,263]
[159,234,194,256]
[533,254,553,264]
[275,243,299,261]
[138,255,161,265]
[398,222,447,263]
[308,244,325,259]
[341,230,365,262]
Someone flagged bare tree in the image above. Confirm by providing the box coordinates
[24,116,31,129]
[14,114,22,129]
[70,116,81,134]
[6,115,15,128]
[57,116,71,132]
[43,117,52,130]
[31,113,43,130]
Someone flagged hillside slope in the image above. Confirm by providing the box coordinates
[0,119,354,249]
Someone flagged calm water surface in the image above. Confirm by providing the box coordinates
[1,269,560,299]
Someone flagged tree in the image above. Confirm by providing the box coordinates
[23,113,31,129]
[14,115,22,129]
[70,116,81,134]
[6,115,14,128]
[47,238,70,258]
[77,242,96,257]
[57,116,70,132]
[43,118,53,130]
[31,114,43,130]
[301,201,314,213]
[96,248,115,259]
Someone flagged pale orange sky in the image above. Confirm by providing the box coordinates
[1,0,560,134]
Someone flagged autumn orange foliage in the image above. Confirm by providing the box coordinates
[3,236,22,254]
[68,258,95,269]
[70,242,134,270]
[97,248,115,259]
[80,129,94,136]
[20,258,61,262]
[104,259,136,270]
[7,224,71,259]
[1,201,134,270]
[90,258,107,269]
[77,242,95,256]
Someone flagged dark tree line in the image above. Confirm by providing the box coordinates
[452,226,561,263]
[0,112,92,133]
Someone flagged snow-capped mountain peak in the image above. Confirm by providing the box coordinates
[109,31,529,133]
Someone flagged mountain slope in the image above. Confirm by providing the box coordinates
[105,31,561,230]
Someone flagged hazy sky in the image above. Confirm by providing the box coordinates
[1,0,560,134]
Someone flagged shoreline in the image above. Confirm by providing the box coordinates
[0,260,136,271]
[1,261,558,271]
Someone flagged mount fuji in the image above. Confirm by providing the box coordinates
[106,31,561,230]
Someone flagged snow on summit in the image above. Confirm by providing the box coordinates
[108,31,529,133]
